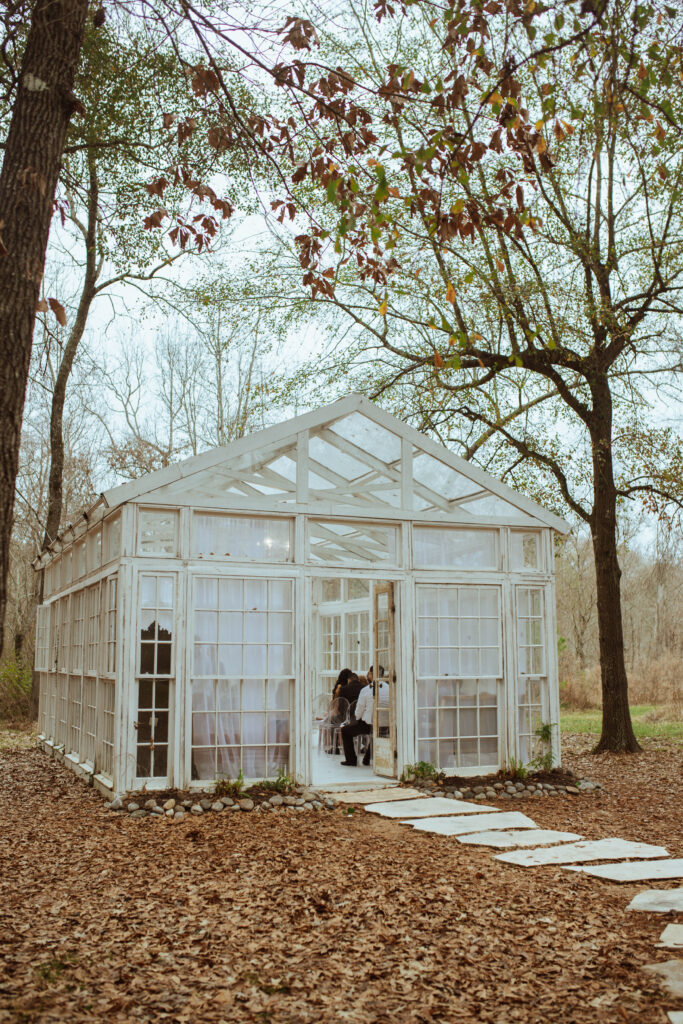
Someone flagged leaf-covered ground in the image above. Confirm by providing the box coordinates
[0,736,681,1023]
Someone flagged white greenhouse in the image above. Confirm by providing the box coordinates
[34,394,569,797]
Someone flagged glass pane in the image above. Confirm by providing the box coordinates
[216,746,241,779]
[192,747,216,781]
[269,579,292,610]
[136,745,151,777]
[267,712,289,744]
[267,679,290,709]
[419,618,437,645]
[461,648,479,675]
[193,712,216,746]
[195,578,218,610]
[417,678,436,707]
[268,612,291,642]
[155,711,169,744]
[157,644,171,675]
[480,648,500,675]
[346,579,370,599]
[244,645,267,675]
[479,589,499,617]
[413,450,473,501]
[140,643,155,675]
[137,710,152,743]
[438,707,457,737]
[439,647,459,675]
[321,579,341,602]
[141,576,156,607]
[419,648,438,675]
[242,679,265,710]
[192,678,214,711]
[220,612,242,642]
[245,580,267,610]
[329,412,402,462]
[460,738,479,767]
[417,587,438,617]
[139,510,177,554]
[244,612,267,642]
[156,679,169,708]
[216,712,241,745]
[195,611,217,642]
[242,746,267,777]
[418,708,437,737]
[195,644,217,675]
[459,708,477,737]
[192,514,291,561]
[414,528,497,569]
[417,740,437,766]
[266,745,289,776]
[438,739,458,770]
[138,679,154,708]
[218,644,242,675]
[220,578,242,609]
[480,707,497,735]
[268,645,292,675]
[217,678,241,710]
[480,736,498,761]
[437,679,458,705]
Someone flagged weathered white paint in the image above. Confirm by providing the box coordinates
[497,838,669,867]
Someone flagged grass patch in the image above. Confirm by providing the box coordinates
[561,704,683,741]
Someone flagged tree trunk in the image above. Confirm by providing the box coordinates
[42,159,99,550]
[0,0,90,657]
[589,376,640,753]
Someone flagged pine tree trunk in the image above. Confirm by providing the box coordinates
[0,0,90,657]
[589,376,640,753]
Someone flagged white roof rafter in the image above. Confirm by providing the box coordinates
[98,393,569,533]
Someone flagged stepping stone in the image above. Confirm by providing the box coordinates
[658,924,683,949]
[566,858,683,883]
[497,838,669,868]
[627,888,683,913]
[334,787,425,804]
[404,811,537,836]
[457,829,583,849]
[641,959,683,998]
[668,1012,683,1024]
[364,797,497,818]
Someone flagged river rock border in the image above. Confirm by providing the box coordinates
[408,778,602,801]
[106,786,337,821]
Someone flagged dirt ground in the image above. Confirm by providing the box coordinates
[0,735,681,1023]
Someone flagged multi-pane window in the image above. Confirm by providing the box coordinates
[193,514,291,561]
[417,586,501,679]
[103,514,121,563]
[68,675,82,755]
[136,679,169,778]
[516,586,547,763]
[308,520,398,566]
[63,549,73,586]
[99,679,115,778]
[413,528,498,570]
[75,539,86,579]
[58,596,70,673]
[136,575,174,780]
[139,575,174,676]
[510,531,542,571]
[417,679,499,770]
[344,611,370,673]
[87,528,102,573]
[517,587,545,675]
[416,585,502,772]
[138,509,177,555]
[191,576,294,780]
[191,678,290,781]
[82,678,97,764]
[321,614,341,673]
[105,577,117,674]
[87,584,100,675]
[35,606,50,672]
[72,592,84,673]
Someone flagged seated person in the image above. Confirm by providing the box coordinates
[332,667,354,699]
[340,677,373,766]
[338,672,365,707]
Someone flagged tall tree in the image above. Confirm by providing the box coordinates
[262,0,683,751]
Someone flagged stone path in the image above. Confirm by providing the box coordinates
[360,787,683,1016]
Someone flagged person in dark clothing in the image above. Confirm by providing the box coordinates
[332,667,355,699]
[337,672,364,706]
[340,677,373,766]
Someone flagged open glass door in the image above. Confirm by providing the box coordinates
[372,582,396,777]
